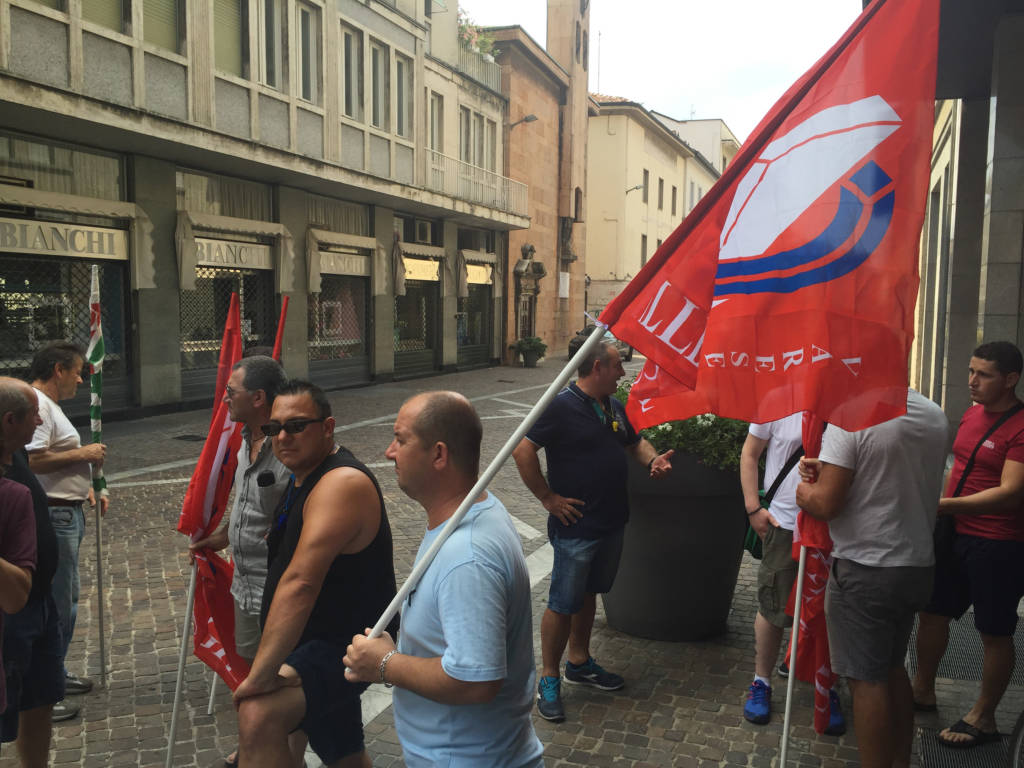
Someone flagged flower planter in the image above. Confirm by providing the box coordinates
[522,350,541,368]
[602,451,746,641]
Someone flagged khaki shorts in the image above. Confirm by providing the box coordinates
[233,602,262,661]
[756,526,798,628]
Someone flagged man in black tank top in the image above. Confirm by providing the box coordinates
[233,380,397,768]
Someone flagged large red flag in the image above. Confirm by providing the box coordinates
[603,0,939,432]
[177,293,249,689]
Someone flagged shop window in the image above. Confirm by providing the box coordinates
[396,54,413,138]
[215,0,248,78]
[144,0,184,53]
[394,282,437,352]
[457,284,490,348]
[370,40,390,130]
[341,25,364,120]
[297,1,321,103]
[308,275,368,361]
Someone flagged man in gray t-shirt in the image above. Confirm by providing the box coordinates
[796,389,947,768]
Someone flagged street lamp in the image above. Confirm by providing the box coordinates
[625,183,644,194]
[509,114,538,129]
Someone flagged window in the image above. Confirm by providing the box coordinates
[486,120,497,172]
[144,0,183,52]
[396,54,413,137]
[658,178,664,210]
[83,0,124,31]
[657,238,662,249]
[370,41,390,130]
[642,169,649,204]
[429,92,444,151]
[256,0,284,89]
[459,107,472,162]
[698,186,704,202]
[297,2,321,103]
[215,0,247,77]
[671,185,677,216]
[640,234,647,267]
[473,113,485,167]
[341,25,364,120]
[689,180,695,211]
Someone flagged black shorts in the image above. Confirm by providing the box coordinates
[925,533,1024,637]
[1,594,65,742]
[287,638,368,763]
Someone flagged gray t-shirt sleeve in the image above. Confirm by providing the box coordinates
[819,424,857,470]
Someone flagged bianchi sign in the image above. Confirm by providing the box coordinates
[0,216,128,260]
[195,237,273,269]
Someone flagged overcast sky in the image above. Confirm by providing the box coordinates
[455,0,865,142]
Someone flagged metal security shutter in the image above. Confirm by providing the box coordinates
[394,280,439,377]
[308,275,371,389]
[456,283,491,368]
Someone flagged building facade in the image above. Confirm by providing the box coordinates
[492,0,590,362]
[584,95,721,316]
[0,0,529,419]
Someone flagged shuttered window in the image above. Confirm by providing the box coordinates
[214,0,246,77]
[82,0,123,31]
[144,0,180,52]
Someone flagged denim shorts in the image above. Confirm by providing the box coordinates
[1,593,65,742]
[548,528,625,615]
[286,638,368,763]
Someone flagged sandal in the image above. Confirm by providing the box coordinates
[936,718,1001,749]
[224,750,239,767]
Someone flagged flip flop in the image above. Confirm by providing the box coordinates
[936,718,1001,749]
[223,751,239,767]
[913,699,938,712]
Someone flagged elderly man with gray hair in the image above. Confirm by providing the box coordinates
[189,354,290,768]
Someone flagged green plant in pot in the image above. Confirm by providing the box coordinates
[511,336,547,368]
[601,380,750,641]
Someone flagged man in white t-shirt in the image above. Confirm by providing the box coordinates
[739,414,843,733]
[796,390,947,768]
[26,342,109,705]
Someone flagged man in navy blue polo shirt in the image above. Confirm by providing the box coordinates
[513,341,672,723]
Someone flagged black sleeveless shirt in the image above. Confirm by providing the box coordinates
[261,447,399,646]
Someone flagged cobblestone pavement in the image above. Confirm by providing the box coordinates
[1,361,1019,767]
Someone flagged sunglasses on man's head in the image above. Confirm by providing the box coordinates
[260,418,326,437]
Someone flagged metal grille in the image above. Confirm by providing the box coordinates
[179,266,273,371]
[516,292,535,340]
[394,281,437,352]
[907,612,1024,686]
[308,275,369,361]
[0,255,128,379]
[457,285,490,347]
[918,726,1006,768]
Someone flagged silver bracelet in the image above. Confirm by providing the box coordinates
[378,649,397,688]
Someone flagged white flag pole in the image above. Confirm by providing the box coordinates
[166,561,198,768]
[359,327,608,643]
[779,545,808,768]
[207,672,218,716]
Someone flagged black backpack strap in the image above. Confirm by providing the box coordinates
[952,402,1024,498]
[764,445,804,506]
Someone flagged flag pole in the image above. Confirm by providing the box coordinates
[779,545,807,768]
[166,561,198,768]
[357,327,607,646]
[86,265,108,689]
[271,295,289,362]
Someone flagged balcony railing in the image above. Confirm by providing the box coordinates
[457,44,501,91]
[425,149,528,217]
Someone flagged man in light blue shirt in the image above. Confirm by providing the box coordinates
[345,391,543,767]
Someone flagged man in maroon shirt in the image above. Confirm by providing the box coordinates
[912,341,1024,749]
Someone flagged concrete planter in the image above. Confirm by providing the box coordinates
[522,350,541,367]
[602,451,746,641]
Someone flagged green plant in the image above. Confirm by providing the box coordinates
[458,6,496,55]
[615,381,748,473]
[511,336,547,356]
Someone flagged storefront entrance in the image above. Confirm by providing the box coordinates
[308,274,371,389]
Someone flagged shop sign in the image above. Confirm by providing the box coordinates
[319,250,370,277]
[405,257,440,282]
[0,216,127,260]
[195,237,272,269]
[467,263,493,285]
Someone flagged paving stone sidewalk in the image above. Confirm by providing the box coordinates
[0,362,1017,767]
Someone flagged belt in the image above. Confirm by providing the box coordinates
[46,498,84,507]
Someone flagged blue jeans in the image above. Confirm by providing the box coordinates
[49,502,86,673]
[548,528,625,615]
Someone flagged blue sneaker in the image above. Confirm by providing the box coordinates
[564,657,624,691]
[744,680,772,724]
[537,675,565,722]
[824,688,846,736]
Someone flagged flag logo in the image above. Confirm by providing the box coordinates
[714,96,899,297]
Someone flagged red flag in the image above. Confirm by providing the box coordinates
[604,0,938,432]
[177,293,250,689]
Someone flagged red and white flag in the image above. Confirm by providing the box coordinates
[177,293,249,689]
[600,0,939,734]
[604,0,939,434]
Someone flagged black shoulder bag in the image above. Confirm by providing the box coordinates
[744,445,804,560]
[933,401,1024,560]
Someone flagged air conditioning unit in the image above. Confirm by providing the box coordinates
[415,219,433,245]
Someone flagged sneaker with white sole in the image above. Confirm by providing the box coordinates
[564,657,624,691]
[51,700,80,722]
[536,675,565,722]
[743,680,772,725]
[64,674,93,695]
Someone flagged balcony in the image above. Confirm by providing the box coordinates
[425,150,528,217]
[457,44,501,91]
